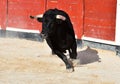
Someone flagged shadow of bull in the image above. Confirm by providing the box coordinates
[77,46,101,65]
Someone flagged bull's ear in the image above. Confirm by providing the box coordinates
[56,15,66,21]
[30,14,43,22]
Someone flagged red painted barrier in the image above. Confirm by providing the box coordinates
[7,0,46,32]
[84,0,116,41]
[0,0,117,41]
[0,0,7,30]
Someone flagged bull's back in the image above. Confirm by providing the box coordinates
[52,25,75,51]
[45,9,76,51]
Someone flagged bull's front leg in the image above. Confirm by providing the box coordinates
[46,38,55,55]
[69,40,77,59]
[53,50,74,72]
[46,38,74,72]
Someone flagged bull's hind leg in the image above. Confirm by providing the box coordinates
[54,50,74,72]
[69,41,80,66]
[69,41,77,59]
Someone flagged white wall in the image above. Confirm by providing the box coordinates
[115,0,120,45]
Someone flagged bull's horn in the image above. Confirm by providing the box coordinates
[56,15,66,21]
[30,16,34,19]
[30,14,43,19]
[34,14,43,19]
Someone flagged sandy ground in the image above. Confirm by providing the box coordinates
[0,38,120,84]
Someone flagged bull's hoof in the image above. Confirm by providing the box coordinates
[66,68,74,73]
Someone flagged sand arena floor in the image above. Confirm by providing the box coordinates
[0,38,120,84]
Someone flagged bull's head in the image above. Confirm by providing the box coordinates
[30,14,66,39]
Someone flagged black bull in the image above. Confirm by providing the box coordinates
[30,8,79,72]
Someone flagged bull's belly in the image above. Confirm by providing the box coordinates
[53,40,73,52]
[50,33,75,52]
